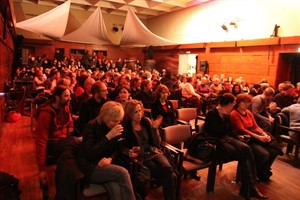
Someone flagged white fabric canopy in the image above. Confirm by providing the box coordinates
[16,0,70,39]
[60,7,113,45]
[120,9,178,46]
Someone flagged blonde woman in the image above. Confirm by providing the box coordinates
[77,101,136,200]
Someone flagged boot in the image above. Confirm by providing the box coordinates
[250,187,268,199]
[240,160,268,200]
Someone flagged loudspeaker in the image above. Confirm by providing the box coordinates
[148,45,154,59]
[200,60,207,72]
[13,35,25,68]
[113,27,119,32]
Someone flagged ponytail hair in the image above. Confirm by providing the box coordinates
[218,93,235,106]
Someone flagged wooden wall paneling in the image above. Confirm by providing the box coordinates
[207,41,236,48]
[280,36,300,45]
[237,38,280,47]
[210,47,240,53]
[180,43,206,49]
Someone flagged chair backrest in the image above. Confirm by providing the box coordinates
[177,108,197,122]
[162,124,192,146]
[274,112,289,134]
[169,100,179,110]
[276,112,290,127]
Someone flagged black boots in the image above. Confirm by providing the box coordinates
[240,186,268,200]
[240,160,268,200]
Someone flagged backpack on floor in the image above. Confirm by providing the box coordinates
[0,171,21,200]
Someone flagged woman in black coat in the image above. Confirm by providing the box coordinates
[204,93,267,200]
[151,84,176,128]
[123,100,177,200]
[77,101,135,200]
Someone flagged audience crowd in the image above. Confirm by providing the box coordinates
[12,51,300,200]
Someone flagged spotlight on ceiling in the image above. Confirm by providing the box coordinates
[221,24,228,32]
[230,22,238,29]
[113,26,119,32]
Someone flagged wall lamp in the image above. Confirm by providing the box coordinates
[229,22,238,29]
[221,24,228,32]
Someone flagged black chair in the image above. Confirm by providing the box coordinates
[274,112,300,166]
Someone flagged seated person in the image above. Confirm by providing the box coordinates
[115,85,131,107]
[250,87,275,133]
[273,83,295,109]
[281,97,300,142]
[249,84,261,97]
[76,77,95,111]
[134,79,154,116]
[179,76,202,114]
[77,101,136,200]
[232,84,243,96]
[123,100,177,200]
[33,69,46,90]
[77,81,108,133]
[218,80,232,96]
[151,84,176,128]
[210,77,223,97]
[230,94,281,182]
[196,77,211,115]
[35,85,74,187]
[204,93,267,200]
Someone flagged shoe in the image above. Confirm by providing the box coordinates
[250,187,268,199]
[258,170,273,182]
[190,171,201,181]
[278,150,284,156]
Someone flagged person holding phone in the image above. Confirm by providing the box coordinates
[77,101,136,200]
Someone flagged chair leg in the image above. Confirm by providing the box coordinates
[294,145,299,167]
[218,163,223,171]
[206,164,217,193]
[286,144,294,154]
[235,162,241,183]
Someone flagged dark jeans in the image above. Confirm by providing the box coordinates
[219,137,257,189]
[144,153,177,200]
[90,164,136,200]
[250,139,279,178]
[46,139,67,165]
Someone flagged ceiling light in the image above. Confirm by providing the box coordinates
[221,24,228,32]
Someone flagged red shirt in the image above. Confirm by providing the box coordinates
[230,109,263,136]
[35,104,73,171]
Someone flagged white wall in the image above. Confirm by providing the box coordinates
[147,0,300,43]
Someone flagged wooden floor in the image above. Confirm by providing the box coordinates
[0,116,300,200]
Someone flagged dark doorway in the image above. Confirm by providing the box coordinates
[277,53,300,86]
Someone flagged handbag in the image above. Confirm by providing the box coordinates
[187,134,216,163]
